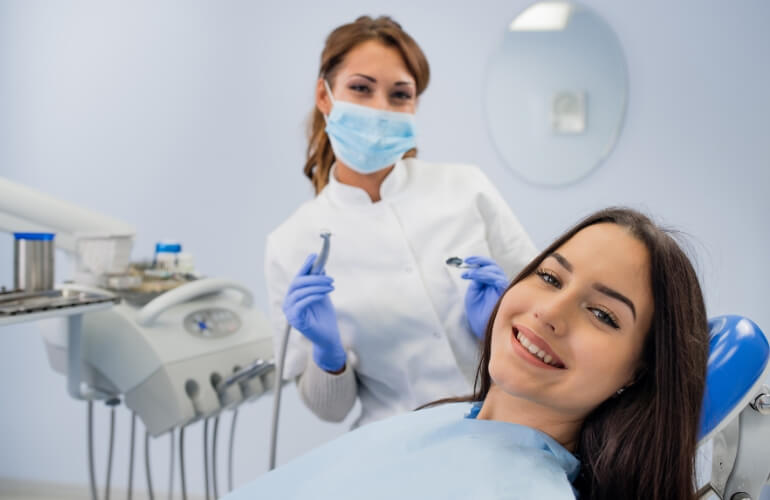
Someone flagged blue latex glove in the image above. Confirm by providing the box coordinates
[282,254,346,372]
[462,256,508,340]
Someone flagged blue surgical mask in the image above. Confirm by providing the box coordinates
[323,80,417,174]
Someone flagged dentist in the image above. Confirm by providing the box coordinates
[264,15,536,428]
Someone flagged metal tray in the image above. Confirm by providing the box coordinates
[0,288,120,317]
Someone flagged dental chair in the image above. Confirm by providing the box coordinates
[698,315,770,500]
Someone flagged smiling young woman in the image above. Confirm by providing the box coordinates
[469,207,709,499]
[481,222,654,450]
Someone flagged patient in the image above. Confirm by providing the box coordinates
[227,207,708,500]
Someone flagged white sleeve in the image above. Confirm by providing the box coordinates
[472,168,538,278]
[264,233,312,380]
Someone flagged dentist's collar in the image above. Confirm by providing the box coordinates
[325,160,408,207]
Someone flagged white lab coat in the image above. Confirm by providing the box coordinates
[264,158,536,426]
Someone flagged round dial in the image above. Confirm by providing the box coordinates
[183,308,241,338]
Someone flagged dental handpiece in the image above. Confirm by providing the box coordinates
[270,231,332,471]
[218,359,274,394]
[310,231,332,275]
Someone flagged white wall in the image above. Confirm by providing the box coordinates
[1,0,768,496]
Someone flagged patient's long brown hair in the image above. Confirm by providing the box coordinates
[433,208,708,500]
[304,16,430,194]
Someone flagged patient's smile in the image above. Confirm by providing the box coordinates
[513,326,565,368]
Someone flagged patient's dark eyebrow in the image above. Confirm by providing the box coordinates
[551,252,573,272]
[593,284,637,321]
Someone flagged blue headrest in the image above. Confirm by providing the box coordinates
[699,315,769,440]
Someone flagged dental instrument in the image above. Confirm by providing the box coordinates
[445,256,481,269]
[269,231,332,470]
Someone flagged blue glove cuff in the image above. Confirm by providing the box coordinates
[313,343,347,373]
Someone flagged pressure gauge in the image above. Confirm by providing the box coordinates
[183,308,241,338]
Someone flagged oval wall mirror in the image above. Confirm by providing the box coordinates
[484,1,628,186]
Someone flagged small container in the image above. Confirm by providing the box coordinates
[154,241,182,270]
[14,232,55,292]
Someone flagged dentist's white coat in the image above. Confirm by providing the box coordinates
[265,158,536,427]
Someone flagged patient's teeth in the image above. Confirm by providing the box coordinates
[517,330,561,367]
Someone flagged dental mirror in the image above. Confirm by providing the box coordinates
[445,256,464,267]
[445,256,480,269]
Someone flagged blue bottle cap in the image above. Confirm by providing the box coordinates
[14,232,55,241]
[156,242,182,253]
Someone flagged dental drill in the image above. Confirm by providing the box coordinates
[268,231,331,470]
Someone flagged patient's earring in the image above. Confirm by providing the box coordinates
[615,386,626,396]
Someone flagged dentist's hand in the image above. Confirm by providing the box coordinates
[282,254,346,373]
[462,256,508,340]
